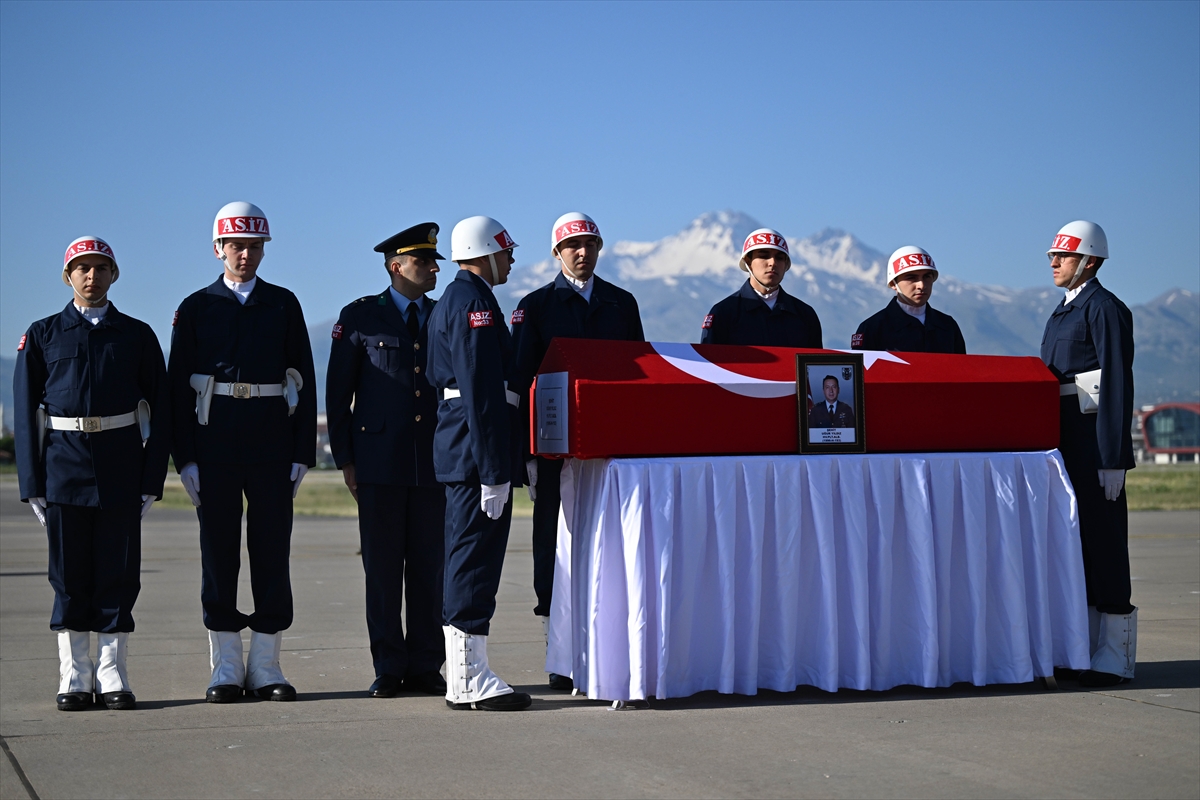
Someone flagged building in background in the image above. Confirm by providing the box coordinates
[1136,403,1200,464]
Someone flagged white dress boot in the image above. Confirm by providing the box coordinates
[246,631,296,701]
[540,615,573,690]
[443,625,531,711]
[95,633,135,709]
[1082,609,1137,686]
[206,631,245,703]
[57,631,94,711]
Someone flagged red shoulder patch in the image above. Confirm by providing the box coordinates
[172,310,179,327]
[702,314,714,330]
[850,333,863,348]
[468,310,493,329]
[511,309,525,324]
[331,323,343,340]
[17,334,27,351]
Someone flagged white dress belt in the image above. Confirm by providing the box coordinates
[213,381,285,399]
[47,410,137,433]
[1060,383,1077,396]
[442,388,521,407]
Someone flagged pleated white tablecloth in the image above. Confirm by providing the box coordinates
[547,451,1091,701]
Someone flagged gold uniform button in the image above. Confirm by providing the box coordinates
[415,390,421,397]
[378,341,385,347]
[414,415,422,422]
[414,343,420,351]
[361,426,366,431]
[414,366,421,374]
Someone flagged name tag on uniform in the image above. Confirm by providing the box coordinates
[702,314,714,330]
[331,323,343,340]
[851,333,863,347]
[511,309,525,324]
[468,311,493,329]
[17,334,27,351]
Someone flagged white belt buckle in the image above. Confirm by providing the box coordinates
[232,382,252,399]
[80,416,102,433]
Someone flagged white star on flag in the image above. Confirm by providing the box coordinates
[831,349,910,369]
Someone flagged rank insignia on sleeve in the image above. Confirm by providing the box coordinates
[702,314,714,330]
[331,323,343,340]
[17,334,27,351]
[468,310,493,328]
[172,311,179,327]
[850,333,863,348]
[511,309,525,324]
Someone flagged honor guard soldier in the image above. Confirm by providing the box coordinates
[701,228,823,347]
[14,236,170,711]
[168,202,317,703]
[510,212,643,690]
[1041,221,1137,687]
[427,216,530,711]
[325,223,447,698]
[851,246,966,354]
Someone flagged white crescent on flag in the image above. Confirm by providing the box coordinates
[650,342,909,399]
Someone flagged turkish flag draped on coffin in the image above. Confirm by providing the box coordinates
[531,340,1060,459]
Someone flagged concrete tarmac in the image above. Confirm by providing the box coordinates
[1,478,1196,799]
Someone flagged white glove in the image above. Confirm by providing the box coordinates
[481,482,510,520]
[290,463,308,498]
[140,494,154,520]
[180,462,201,507]
[29,497,47,527]
[525,459,538,502]
[1098,469,1126,502]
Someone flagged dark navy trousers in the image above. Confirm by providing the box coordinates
[46,502,141,633]
[1059,399,1134,613]
[197,461,294,633]
[443,481,512,636]
[531,456,564,617]
[357,483,446,678]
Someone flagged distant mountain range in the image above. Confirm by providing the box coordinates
[2,211,1196,429]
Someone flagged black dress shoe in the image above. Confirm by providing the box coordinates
[447,691,532,711]
[57,692,92,712]
[100,691,136,710]
[369,674,404,698]
[403,670,447,695]
[1053,667,1082,682]
[548,673,573,691]
[252,683,297,701]
[1079,669,1131,687]
[206,684,243,703]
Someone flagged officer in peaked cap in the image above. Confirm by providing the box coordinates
[14,236,171,712]
[168,201,317,704]
[326,222,447,698]
[700,228,823,347]
[509,212,643,691]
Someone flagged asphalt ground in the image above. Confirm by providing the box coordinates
[1,478,1196,800]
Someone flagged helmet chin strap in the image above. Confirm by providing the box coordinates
[748,271,777,295]
[68,275,108,307]
[556,247,585,281]
[1065,254,1091,291]
[487,253,499,286]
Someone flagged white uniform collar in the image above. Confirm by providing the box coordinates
[74,302,110,325]
[563,271,594,303]
[897,298,927,324]
[1064,280,1090,305]
[224,275,257,305]
[753,284,780,310]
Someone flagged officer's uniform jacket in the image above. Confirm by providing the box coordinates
[510,272,644,455]
[168,276,317,468]
[1040,279,1135,470]
[852,298,967,354]
[325,290,437,486]
[427,270,524,486]
[14,303,170,507]
[808,400,855,429]
[701,280,823,347]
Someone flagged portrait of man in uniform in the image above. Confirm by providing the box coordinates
[798,358,865,453]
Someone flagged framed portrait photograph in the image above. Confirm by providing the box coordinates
[796,353,866,454]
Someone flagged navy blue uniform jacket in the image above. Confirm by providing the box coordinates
[700,280,823,348]
[325,290,437,486]
[14,303,170,507]
[1040,280,1135,470]
[510,272,644,457]
[426,270,524,486]
[168,276,317,468]
[852,298,967,354]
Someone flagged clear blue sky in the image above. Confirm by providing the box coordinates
[2,1,1197,350]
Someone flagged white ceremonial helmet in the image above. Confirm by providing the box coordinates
[1047,220,1108,261]
[450,216,518,261]
[886,245,938,287]
[212,201,272,243]
[62,236,119,285]
[739,228,789,271]
[551,212,603,252]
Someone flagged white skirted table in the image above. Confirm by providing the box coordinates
[546,451,1091,702]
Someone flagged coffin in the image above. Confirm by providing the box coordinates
[531,340,1059,459]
